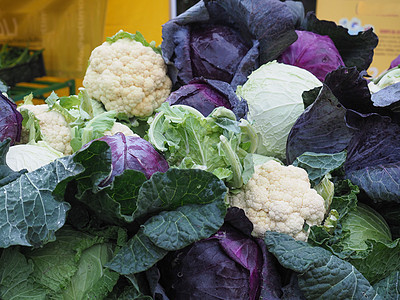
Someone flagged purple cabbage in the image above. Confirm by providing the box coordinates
[286,84,355,164]
[161,0,298,89]
[166,77,248,119]
[286,67,384,164]
[158,208,283,300]
[278,30,345,81]
[300,12,378,73]
[0,93,22,145]
[344,111,400,204]
[94,132,169,185]
[190,24,252,83]
[286,66,400,204]
[389,54,400,69]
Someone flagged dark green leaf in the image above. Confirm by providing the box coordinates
[134,168,227,219]
[107,169,227,275]
[292,151,346,186]
[373,271,400,299]
[73,140,112,190]
[22,227,104,294]
[0,139,27,187]
[143,201,226,251]
[302,86,322,109]
[107,231,168,275]
[0,156,82,247]
[75,169,147,225]
[264,231,380,299]
[0,248,47,300]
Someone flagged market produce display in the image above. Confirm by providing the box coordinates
[1,0,400,299]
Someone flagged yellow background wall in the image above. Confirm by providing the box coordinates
[0,0,171,82]
[104,0,170,46]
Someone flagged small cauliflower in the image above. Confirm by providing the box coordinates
[18,104,73,155]
[18,91,140,155]
[83,30,172,118]
[229,159,326,241]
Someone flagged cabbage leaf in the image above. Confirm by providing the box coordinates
[373,271,400,299]
[264,231,381,299]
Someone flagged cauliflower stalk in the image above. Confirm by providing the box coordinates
[83,30,172,118]
[229,160,326,241]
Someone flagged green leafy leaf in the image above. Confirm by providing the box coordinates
[75,169,147,225]
[292,151,347,186]
[106,169,228,275]
[143,201,226,251]
[148,103,256,188]
[21,227,103,293]
[0,248,47,300]
[106,30,161,55]
[264,231,380,299]
[61,243,119,300]
[348,239,400,285]
[0,156,81,247]
[107,231,168,275]
[133,168,227,219]
[309,178,400,284]
[19,106,44,143]
[373,271,400,299]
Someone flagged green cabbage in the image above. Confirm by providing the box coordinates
[236,61,322,161]
[147,102,258,189]
[0,227,119,300]
[340,203,392,251]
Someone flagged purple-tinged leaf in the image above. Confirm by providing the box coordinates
[286,85,354,164]
[324,67,375,113]
[344,111,400,203]
[93,133,169,185]
[166,77,248,120]
[0,93,22,145]
[161,0,297,89]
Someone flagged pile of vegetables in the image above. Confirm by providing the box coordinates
[1,0,400,299]
[0,44,43,69]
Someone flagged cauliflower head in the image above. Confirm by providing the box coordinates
[18,105,138,156]
[229,159,326,241]
[83,32,172,118]
[19,104,73,155]
[104,122,139,137]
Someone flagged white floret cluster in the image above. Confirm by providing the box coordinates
[229,159,326,241]
[19,104,73,155]
[18,105,138,156]
[83,38,172,118]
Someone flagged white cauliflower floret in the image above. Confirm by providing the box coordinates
[104,122,139,137]
[83,34,172,118]
[229,159,326,241]
[18,104,73,155]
